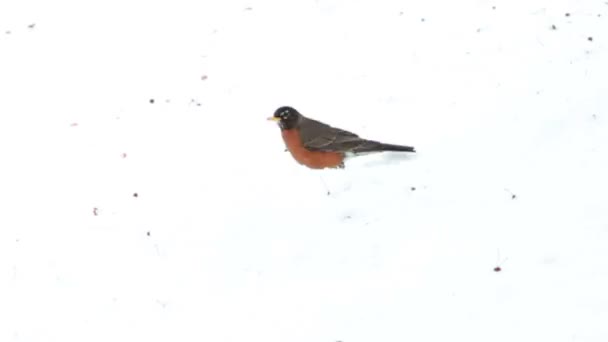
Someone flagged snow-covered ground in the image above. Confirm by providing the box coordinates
[1,0,608,341]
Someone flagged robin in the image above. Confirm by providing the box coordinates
[268,106,415,169]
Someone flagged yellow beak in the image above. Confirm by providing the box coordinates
[267,117,280,122]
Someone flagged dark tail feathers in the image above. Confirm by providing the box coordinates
[353,141,416,154]
[377,143,416,153]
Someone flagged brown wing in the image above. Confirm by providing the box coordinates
[298,118,371,153]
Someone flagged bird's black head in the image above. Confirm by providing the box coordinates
[268,106,301,130]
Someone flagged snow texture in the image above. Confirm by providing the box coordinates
[1,0,607,341]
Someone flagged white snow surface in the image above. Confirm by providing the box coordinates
[1,0,608,341]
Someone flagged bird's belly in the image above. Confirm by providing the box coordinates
[282,129,344,169]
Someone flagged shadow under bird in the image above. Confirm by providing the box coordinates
[268,106,415,169]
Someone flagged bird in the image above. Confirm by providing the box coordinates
[268,106,415,169]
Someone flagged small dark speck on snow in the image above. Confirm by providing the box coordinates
[494,252,508,272]
[505,189,517,199]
